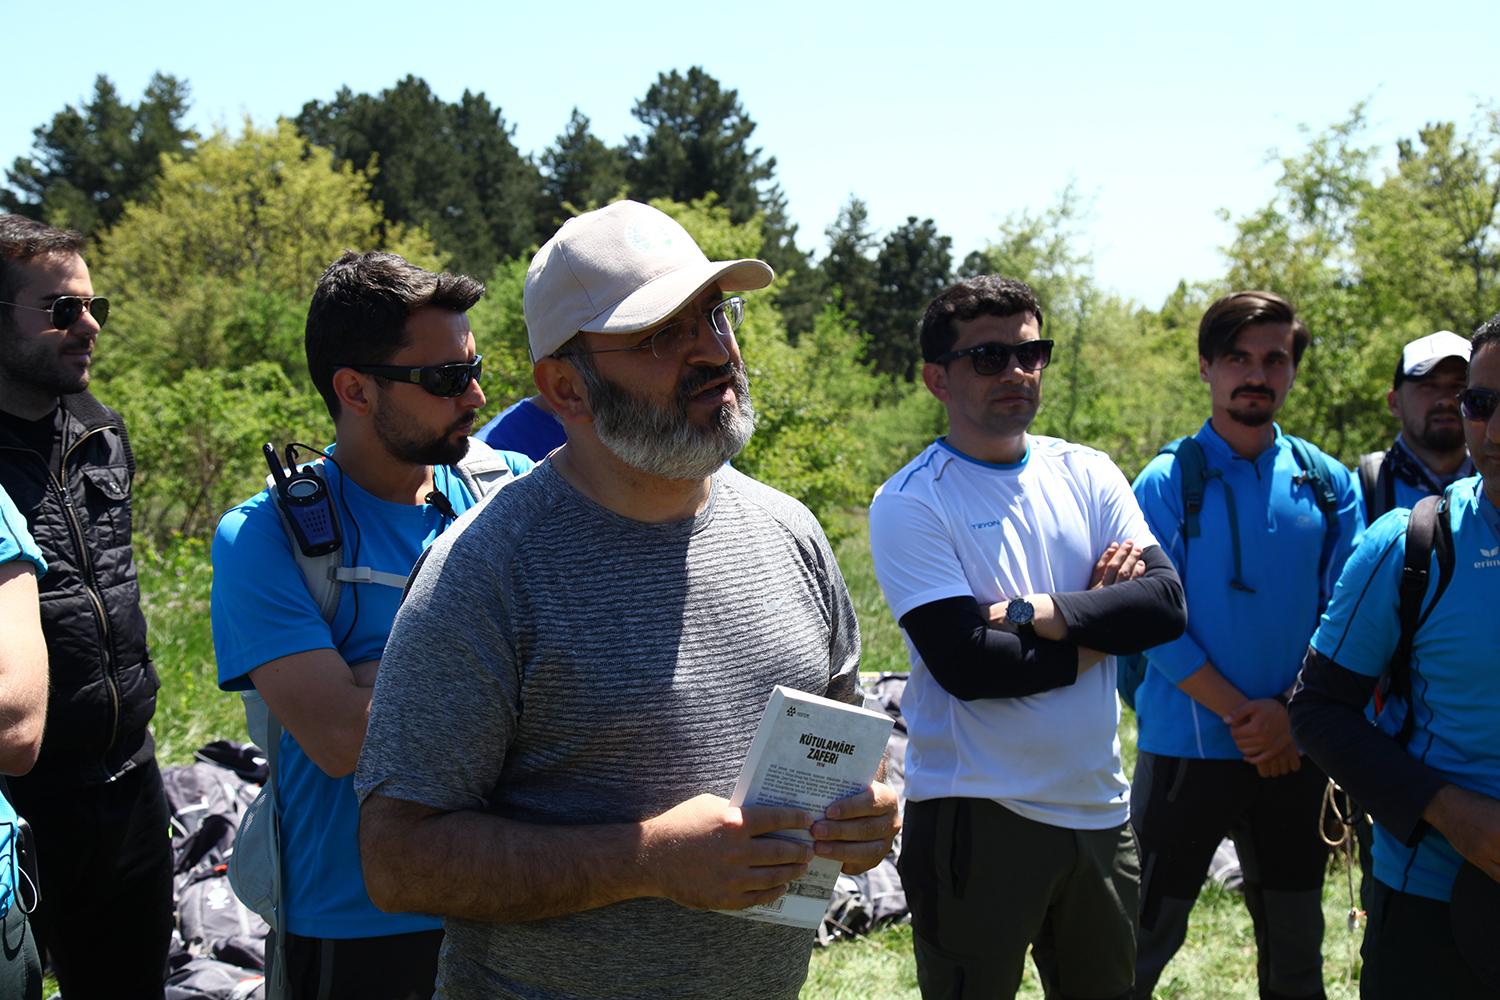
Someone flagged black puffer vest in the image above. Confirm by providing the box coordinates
[0,391,158,791]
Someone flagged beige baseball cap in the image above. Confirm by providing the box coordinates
[524,200,774,362]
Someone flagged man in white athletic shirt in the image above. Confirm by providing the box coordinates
[869,275,1187,1000]
[354,201,900,1000]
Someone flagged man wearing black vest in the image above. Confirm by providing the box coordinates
[1358,331,1473,524]
[0,215,172,998]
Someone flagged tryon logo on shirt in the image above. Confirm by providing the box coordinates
[971,520,1004,530]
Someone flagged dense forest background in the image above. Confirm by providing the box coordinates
[7,69,1500,545]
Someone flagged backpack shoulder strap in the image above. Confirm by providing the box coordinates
[1287,435,1340,527]
[1359,451,1389,524]
[1386,491,1457,748]
[1161,436,1207,539]
[453,438,518,502]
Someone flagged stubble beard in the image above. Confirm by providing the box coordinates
[372,396,472,467]
[571,353,756,481]
[1227,386,1277,428]
[0,325,91,399]
[1412,410,1466,454]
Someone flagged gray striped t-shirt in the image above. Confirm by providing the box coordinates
[356,460,861,1000]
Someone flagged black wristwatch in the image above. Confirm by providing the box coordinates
[1005,597,1036,635]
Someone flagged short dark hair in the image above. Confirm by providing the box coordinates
[1198,291,1306,366]
[0,215,87,332]
[306,251,484,420]
[919,275,1044,362]
[1471,312,1500,364]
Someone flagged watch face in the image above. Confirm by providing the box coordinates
[1006,598,1034,626]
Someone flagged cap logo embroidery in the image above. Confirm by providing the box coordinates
[626,219,677,256]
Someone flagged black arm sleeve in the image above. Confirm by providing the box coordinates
[1289,647,1449,848]
[899,596,1081,701]
[1048,545,1187,655]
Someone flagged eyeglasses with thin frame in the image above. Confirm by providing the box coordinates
[340,356,483,397]
[0,296,110,330]
[1460,387,1500,422]
[555,297,746,360]
[934,339,1054,376]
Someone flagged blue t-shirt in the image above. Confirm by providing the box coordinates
[211,451,529,938]
[0,485,45,918]
[1310,476,1500,901]
[1132,422,1364,758]
[475,398,566,462]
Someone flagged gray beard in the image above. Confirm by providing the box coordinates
[571,354,756,481]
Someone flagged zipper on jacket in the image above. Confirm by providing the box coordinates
[58,426,124,758]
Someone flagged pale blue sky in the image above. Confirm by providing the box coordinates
[5,0,1496,306]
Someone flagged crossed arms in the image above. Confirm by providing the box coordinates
[899,540,1186,701]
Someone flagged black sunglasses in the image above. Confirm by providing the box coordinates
[342,356,483,397]
[0,295,110,330]
[934,339,1054,376]
[1460,387,1500,422]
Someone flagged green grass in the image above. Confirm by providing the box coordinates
[133,520,1368,1000]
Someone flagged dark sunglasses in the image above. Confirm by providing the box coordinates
[342,356,483,397]
[0,295,110,330]
[1460,387,1500,422]
[934,339,1054,375]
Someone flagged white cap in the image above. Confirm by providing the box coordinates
[1400,330,1472,381]
[523,200,774,361]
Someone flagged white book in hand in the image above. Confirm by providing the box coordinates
[720,685,894,929]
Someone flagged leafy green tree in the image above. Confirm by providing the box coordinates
[539,109,629,225]
[296,76,544,277]
[866,217,953,380]
[3,73,195,236]
[820,197,880,331]
[88,120,439,542]
[1359,110,1500,337]
[626,67,775,226]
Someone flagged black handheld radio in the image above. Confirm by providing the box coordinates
[263,443,342,557]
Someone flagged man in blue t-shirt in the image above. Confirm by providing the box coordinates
[474,394,566,461]
[1292,316,1500,999]
[1131,291,1364,1000]
[0,484,47,1000]
[211,251,530,1000]
[1357,330,1474,524]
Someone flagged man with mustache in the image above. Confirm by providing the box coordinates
[1129,291,1364,1000]
[1291,314,1500,998]
[210,251,531,999]
[0,215,173,1000]
[354,201,899,1000]
[1358,331,1474,524]
[868,275,1187,1000]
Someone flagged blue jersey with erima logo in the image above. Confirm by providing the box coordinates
[0,485,45,920]
[1311,476,1500,901]
[1131,421,1364,759]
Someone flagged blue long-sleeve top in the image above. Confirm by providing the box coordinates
[1131,420,1364,759]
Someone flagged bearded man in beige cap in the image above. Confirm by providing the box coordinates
[354,201,899,1000]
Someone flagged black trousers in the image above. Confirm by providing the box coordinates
[10,759,174,1000]
[1360,878,1499,1000]
[1131,753,1330,1000]
[270,927,444,1000]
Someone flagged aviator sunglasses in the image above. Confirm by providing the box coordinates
[341,355,483,397]
[934,339,1054,376]
[0,295,110,330]
[555,297,747,360]
[1460,387,1500,422]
